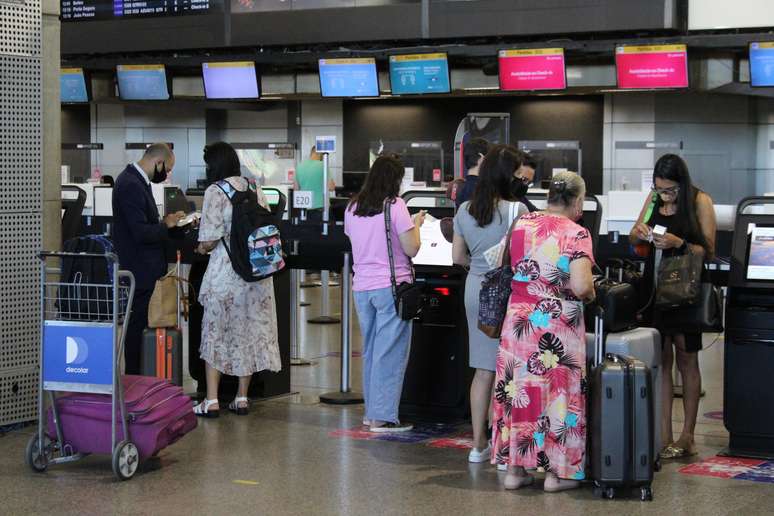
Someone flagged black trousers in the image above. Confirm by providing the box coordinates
[125,287,152,375]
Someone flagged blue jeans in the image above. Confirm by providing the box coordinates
[354,287,412,424]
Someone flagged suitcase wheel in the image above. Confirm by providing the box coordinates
[25,434,53,473]
[640,486,653,502]
[112,440,140,481]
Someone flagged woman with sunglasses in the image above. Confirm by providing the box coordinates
[629,154,717,460]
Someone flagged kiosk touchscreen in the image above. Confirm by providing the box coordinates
[745,225,774,281]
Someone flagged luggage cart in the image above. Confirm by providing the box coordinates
[25,251,137,480]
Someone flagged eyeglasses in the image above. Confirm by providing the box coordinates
[652,185,679,196]
[514,175,531,184]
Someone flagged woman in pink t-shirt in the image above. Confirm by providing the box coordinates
[344,156,425,433]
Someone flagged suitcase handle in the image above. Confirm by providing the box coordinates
[593,306,606,367]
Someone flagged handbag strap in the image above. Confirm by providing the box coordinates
[383,198,415,301]
[500,216,521,268]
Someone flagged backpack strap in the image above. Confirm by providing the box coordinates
[215,180,236,200]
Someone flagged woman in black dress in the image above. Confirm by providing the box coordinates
[630,154,717,460]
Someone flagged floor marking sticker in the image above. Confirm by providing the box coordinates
[426,434,474,450]
[679,456,769,480]
[329,423,461,445]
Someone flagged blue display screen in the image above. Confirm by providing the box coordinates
[116,64,170,100]
[319,58,379,97]
[61,68,89,103]
[750,42,774,87]
[389,53,451,95]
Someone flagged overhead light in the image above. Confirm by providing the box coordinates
[462,86,500,91]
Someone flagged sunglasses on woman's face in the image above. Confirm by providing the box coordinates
[652,185,679,196]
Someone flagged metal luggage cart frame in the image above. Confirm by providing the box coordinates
[25,251,137,480]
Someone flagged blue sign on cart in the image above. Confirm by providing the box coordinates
[43,321,115,393]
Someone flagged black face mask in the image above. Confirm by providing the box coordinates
[511,179,529,199]
[152,162,168,184]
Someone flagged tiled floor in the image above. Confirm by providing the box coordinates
[2,283,773,515]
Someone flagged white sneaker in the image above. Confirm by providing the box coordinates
[497,463,508,471]
[468,445,492,463]
[369,422,413,433]
[362,418,371,426]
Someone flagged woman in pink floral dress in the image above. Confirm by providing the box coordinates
[491,171,595,492]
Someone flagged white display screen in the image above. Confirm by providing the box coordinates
[746,226,774,280]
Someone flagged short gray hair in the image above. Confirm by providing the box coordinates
[547,170,585,207]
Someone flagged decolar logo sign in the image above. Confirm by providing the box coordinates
[65,336,89,374]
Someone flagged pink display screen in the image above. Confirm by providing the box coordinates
[615,45,689,89]
[498,48,566,91]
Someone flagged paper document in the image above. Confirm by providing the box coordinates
[412,215,453,266]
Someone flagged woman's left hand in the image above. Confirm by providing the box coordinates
[653,232,683,250]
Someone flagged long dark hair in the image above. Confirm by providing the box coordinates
[204,142,241,184]
[652,154,708,250]
[349,155,405,217]
[468,144,523,227]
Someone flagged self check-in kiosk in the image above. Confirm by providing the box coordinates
[400,190,471,419]
[722,197,774,459]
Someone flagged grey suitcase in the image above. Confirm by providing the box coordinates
[588,312,655,501]
[586,326,662,455]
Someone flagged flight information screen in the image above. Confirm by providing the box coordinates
[61,0,214,21]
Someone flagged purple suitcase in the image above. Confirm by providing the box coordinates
[47,375,197,461]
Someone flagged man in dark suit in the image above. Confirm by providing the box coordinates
[112,143,184,374]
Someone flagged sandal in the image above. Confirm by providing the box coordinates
[193,399,219,418]
[660,444,698,460]
[229,397,249,416]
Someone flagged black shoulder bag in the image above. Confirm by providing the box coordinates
[384,199,425,320]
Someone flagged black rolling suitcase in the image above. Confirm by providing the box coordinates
[589,310,655,501]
